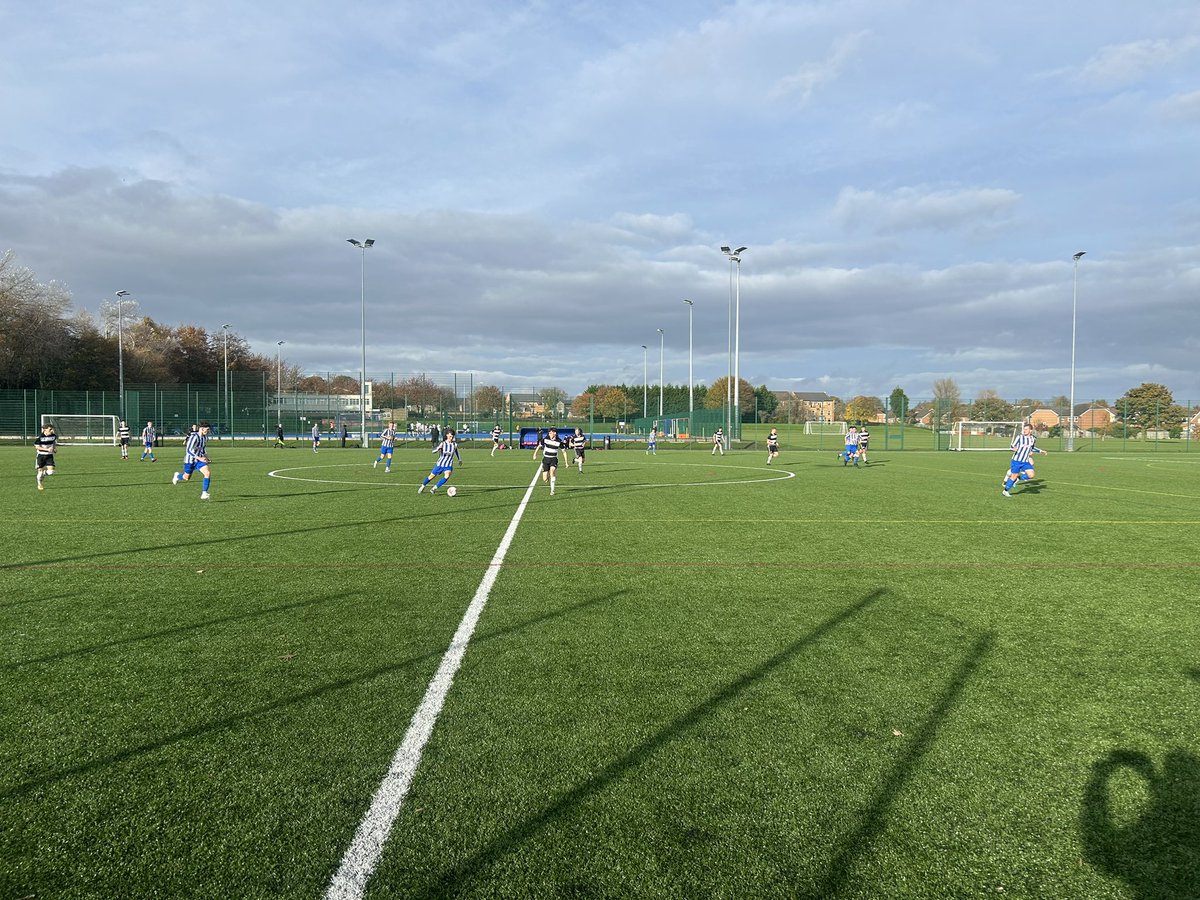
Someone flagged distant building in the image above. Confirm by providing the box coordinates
[771,390,836,422]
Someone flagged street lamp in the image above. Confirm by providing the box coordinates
[347,238,375,448]
[721,245,747,441]
[1067,251,1086,451]
[641,345,648,418]
[115,291,130,421]
[657,328,665,417]
[276,341,285,417]
[221,323,232,439]
[683,299,694,414]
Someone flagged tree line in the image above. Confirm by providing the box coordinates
[5,252,1193,431]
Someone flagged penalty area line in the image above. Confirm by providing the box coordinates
[325,466,542,900]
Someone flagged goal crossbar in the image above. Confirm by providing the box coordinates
[951,420,1023,451]
[804,421,847,435]
[40,414,119,446]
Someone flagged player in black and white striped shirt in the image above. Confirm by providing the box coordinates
[35,423,58,491]
[491,424,504,456]
[118,420,131,459]
[569,428,587,474]
[535,427,564,495]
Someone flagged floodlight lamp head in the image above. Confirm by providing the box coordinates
[347,238,361,247]
[720,245,731,253]
[735,246,747,254]
[683,298,693,306]
[115,290,129,297]
[1073,251,1086,261]
[364,239,375,248]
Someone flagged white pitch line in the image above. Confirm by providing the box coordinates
[325,466,542,900]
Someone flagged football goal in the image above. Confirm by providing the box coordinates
[804,421,847,435]
[40,414,119,446]
[951,420,1023,451]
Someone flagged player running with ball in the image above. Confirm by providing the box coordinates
[1002,423,1047,497]
[172,422,213,499]
[535,427,564,495]
[418,429,461,495]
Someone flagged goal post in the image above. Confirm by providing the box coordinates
[804,421,847,435]
[40,414,119,446]
[951,421,1023,451]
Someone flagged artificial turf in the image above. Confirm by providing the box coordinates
[2,441,1197,898]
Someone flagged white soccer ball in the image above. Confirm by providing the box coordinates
[446,486,457,497]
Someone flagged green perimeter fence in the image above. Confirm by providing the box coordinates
[2,384,1196,453]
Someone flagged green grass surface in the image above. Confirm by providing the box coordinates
[2,442,1198,898]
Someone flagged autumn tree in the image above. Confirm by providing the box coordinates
[1117,383,1186,431]
[970,389,1015,421]
[843,395,883,424]
[703,376,756,419]
[472,384,506,419]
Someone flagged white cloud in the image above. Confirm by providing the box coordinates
[1074,36,1200,88]
[832,185,1020,233]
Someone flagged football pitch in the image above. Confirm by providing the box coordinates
[2,442,1198,899]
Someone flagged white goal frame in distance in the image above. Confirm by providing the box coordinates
[951,420,1024,451]
[40,414,119,446]
[804,420,847,435]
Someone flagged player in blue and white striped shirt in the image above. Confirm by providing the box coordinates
[140,421,157,461]
[374,422,397,472]
[172,422,213,499]
[1002,423,1047,497]
[418,429,461,494]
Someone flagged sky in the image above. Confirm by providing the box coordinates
[3,1,1200,404]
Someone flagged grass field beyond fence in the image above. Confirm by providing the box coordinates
[2,442,1198,899]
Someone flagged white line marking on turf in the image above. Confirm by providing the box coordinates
[269,462,795,490]
[325,466,542,900]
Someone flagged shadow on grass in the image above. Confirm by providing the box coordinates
[417,587,889,898]
[1,593,346,671]
[1080,748,1200,899]
[2,493,534,570]
[1,590,624,801]
[807,631,995,898]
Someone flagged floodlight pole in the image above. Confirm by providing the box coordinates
[221,323,231,439]
[115,291,130,421]
[641,345,648,418]
[1067,251,1086,452]
[657,328,665,417]
[276,341,285,417]
[348,238,375,448]
[683,299,693,413]
[721,245,748,442]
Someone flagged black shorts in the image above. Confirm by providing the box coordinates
[541,457,559,472]
[575,449,585,459]
[36,453,55,469]
[120,438,130,446]
[768,443,779,452]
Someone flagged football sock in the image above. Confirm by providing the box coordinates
[436,477,448,489]
[202,477,211,491]
[1018,473,1030,481]
[1003,478,1014,490]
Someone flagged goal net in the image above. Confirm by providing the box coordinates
[804,421,847,435]
[41,414,119,446]
[951,421,1023,451]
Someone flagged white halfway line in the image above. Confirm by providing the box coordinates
[326,467,543,900]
